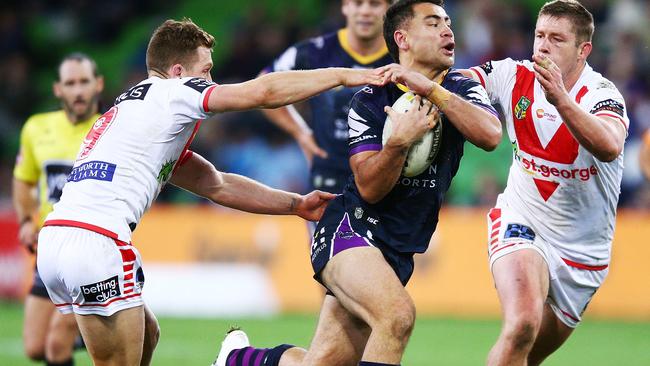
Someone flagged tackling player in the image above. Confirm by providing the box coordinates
[465,0,629,364]
[212,1,501,365]
[35,18,393,366]
[13,53,102,366]
[260,0,392,200]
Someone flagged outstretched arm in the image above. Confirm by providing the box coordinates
[257,69,327,162]
[208,67,390,113]
[170,152,335,221]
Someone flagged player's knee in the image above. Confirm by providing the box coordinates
[45,335,73,361]
[381,298,416,341]
[147,320,161,347]
[24,342,45,361]
[503,316,539,350]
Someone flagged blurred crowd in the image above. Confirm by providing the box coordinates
[1,0,649,208]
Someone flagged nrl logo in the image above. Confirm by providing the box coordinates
[514,96,531,119]
[354,207,364,219]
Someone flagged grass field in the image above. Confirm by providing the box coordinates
[1,301,648,365]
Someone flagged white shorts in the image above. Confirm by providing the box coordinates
[486,199,608,328]
[37,225,145,316]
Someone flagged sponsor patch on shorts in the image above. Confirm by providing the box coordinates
[504,223,536,241]
[80,275,121,303]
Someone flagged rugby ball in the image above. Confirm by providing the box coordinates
[382,92,443,177]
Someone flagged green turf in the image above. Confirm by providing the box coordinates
[1,301,648,365]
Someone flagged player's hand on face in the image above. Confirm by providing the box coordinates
[18,220,38,254]
[297,132,328,165]
[295,190,336,221]
[384,96,438,149]
[532,54,569,106]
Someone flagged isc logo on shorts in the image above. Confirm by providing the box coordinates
[80,275,121,303]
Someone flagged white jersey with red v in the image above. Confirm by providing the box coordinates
[471,59,628,265]
[46,76,217,242]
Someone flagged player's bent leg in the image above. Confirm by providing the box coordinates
[23,294,55,360]
[45,311,78,364]
[214,294,369,366]
[487,249,549,366]
[527,304,573,366]
[141,304,160,366]
[321,246,415,365]
[75,305,145,366]
[298,294,370,366]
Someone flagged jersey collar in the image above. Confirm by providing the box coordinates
[337,29,389,65]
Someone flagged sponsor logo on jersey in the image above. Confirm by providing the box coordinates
[183,78,216,93]
[535,108,557,121]
[68,161,116,182]
[115,84,151,105]
[80,275,121,303]
[361,86,374,94]
[589,99,625,118]
[504,223,536,241]
[514,151,598,181]
[514,96,531,119]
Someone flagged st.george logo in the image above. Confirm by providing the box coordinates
[79,106,118,160]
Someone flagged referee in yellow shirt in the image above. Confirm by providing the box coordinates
[12,53,103,366]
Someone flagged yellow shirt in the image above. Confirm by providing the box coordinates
[13,110,100,226]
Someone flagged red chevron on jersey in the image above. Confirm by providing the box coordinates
[512,66,580,165]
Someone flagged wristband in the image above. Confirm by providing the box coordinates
[426,83,452,110]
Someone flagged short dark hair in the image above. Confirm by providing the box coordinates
[383,0,444,62]
[146,18,215,74]
[57,52,99,81]
[539,0,594,45]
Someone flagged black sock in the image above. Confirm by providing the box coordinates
[45,359,74,366]
[358,362,400,366]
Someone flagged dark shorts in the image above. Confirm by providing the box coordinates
[30,264,50,298]
[310,198,415,288]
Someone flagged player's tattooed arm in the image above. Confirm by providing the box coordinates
[170,152,334,220]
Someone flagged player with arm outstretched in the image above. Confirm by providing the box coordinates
[463,1,629,364]
[35,19,392,366]
[212,1,501,366]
